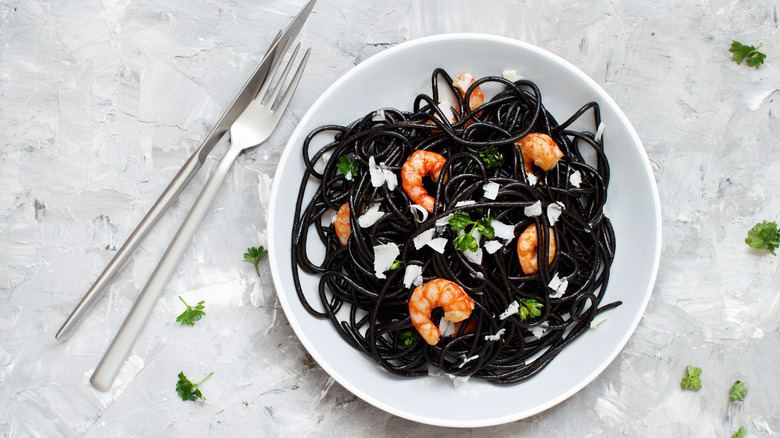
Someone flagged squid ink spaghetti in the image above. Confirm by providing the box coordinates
[290,68,619,384]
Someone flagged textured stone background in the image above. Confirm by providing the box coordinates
[1,0,779,436]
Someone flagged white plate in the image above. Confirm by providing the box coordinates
[268,34,661,427]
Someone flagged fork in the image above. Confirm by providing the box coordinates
[90,43,310,392]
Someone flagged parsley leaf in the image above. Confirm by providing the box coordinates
[518,298,543,321]
[448,211,495,252]
[399,329,419,348]
[389,259,403,270]
[478,145,505,169]
[732,426,746,438]
[745,220,780,255]
[336,155,360,181]
[176,371,213,401]
[730,380,748,401]
[730,40,766,67]
[681,365,702,391]
[176,296,205,326]
[244,246,268,277]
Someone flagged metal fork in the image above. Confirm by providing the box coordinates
[90,43,310,392]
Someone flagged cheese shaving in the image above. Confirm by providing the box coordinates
[426,237,448,254]
[482,182,499,200]
[502,69,523,81]
[499,301,520,320]
[413,228,435,250]
[570,170,582,188]
[373,243,399,279]
[403,264,423,289]
[524,200,543,217]
[484,328,506,341]
[547,201,565,225]
[358,203,383,228]
[483,240,503,254]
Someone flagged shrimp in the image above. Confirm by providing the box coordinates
[334,203,351,246]
[401,150,447,213]
[409,278,475,345]
[517,224,556,275]
[515,133,564,174]
[452,73,484,113]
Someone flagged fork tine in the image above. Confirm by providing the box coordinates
[272,47,310,122]
[266,43,302,107]
[256,36,295,101]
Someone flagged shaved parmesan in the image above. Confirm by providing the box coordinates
[491,219,515,241]
[484,240,503,254]
[373,243,399,279]
[526,173,538,186]
[482,182,500,200]
[358,203,383,228]
[426,237,448,254]
[590,317,607,329]
[458,354,480,369]
[594,122,605,142]
[499,301,520,320]
[463,247,483,264]
[455,200,476,207]
[530,322,549,339]
[372,109,386,121]
[502,69,523,82]
[547,272,569,298]
[570,170,582,188]
[547,201,565,225]
[413,228,435,250]
[439,318,456,338]
[484,328,506,341]
[409,204,428,223]
[524,200,543,217]
[403,264,423,289]
[368,155,398,191]
[435,213,454,227]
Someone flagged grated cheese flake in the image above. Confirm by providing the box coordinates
[409,204,428,223]
[570,170,582,188]
[403,264,423,289]
[413,228,436,250]
[358,203,383,228]
[524,200,543,217]
[547,201,565,225]
[373,243,399,279]
[484,328,506,341]
[502,69,523,81]
[491,219,515,241]
[484,240,503,254]
[426,237,448,254]
[482,182,500,200]
[499,301,520,320]
[590,317,608,329]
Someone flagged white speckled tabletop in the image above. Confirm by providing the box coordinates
[2,0,779,436]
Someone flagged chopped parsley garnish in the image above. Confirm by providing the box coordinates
[730,40,766,67]
[244,246,268,277]
[518,298,543,321]
[681,365,702,391]
[399,329,419,348]
[745,220,780,255]
[176,296,205,326]
[478,145,504,169]
[730,380,748,401]
[176,371,213,401]
[336,155,359,181]
[449,211,495,252]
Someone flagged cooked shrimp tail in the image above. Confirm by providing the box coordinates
[409,278,475,345]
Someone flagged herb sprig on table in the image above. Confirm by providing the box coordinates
[244,246,268,277]
[730,40,766,67]
[176,371,213,401]
[745,220,780,255]
[176,296,206,326]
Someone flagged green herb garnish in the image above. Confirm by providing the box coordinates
[478,145,504,169]
[730,380,748,401]
[336,155,359,181]
[449,211,495,252]
[244,246,268,277]
[176,296,205,326]
[399,329,419,348]
[681,365,702,391]
[730,40,766,67]
[389,259,403,270]
[518,298,543,321]
[176,371,213,401]
[732,426,746,438]
[746,220,780,255]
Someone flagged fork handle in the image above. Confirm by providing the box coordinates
[90,145,243,392]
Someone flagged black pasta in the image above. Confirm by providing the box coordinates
[290,68,618,384]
